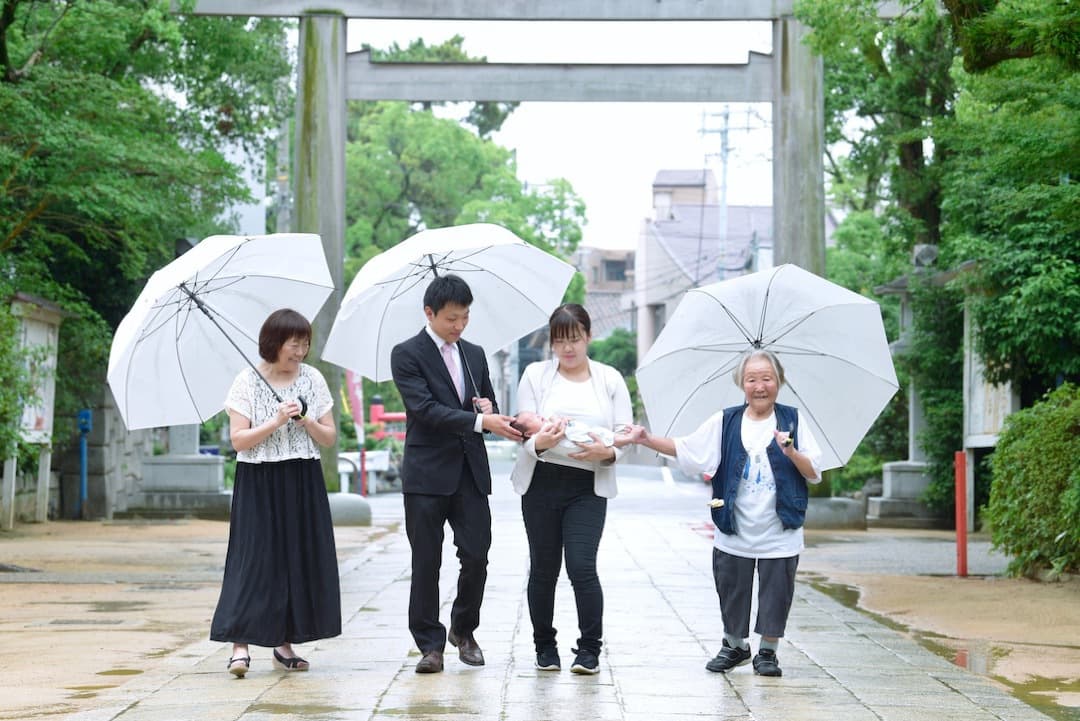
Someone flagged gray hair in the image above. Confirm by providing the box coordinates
[732,349,786,387]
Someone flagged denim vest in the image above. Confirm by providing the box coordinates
[710,403,809,535]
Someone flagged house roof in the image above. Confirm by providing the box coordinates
[651,204,773,284]
[652,169,711,187]
[582,289,632,340]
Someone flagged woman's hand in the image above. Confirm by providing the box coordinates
[532,418,566,452]
[275,401,301,427]
[568,433,617,463]
[773,429,795,455]
[624,424,649,445]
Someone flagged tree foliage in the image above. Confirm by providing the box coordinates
[796,0,955,493]
[801,0,1079,514]
[341,39,588,414]
[588,328,636,378]
[0,0,293,443]
[342,39,587,284]
[798,0,956,250]
[366,36,518,138]
[940,53,1080,393]
[942,0,1080,73]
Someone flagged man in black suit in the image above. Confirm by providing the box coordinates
[390,274,522,673]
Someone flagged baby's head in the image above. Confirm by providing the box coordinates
[510,410,545,438]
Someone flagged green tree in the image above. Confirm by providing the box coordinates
[1,0,293,442]
[941,0,1080,73]
[588,328,636,378]
[366,36,518,138]
[939,43,1080,395]
[342,37,586,286]
[797,0,957,495]
[343,102,586,285]
[798,0,957,251]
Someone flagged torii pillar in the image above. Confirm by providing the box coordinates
[773,18,825,275]
[293,13,347,492]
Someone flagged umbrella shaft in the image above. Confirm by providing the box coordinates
[178,282,284,404]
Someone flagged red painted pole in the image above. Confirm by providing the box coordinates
[954,450,968,577]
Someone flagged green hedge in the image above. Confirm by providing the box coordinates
[985,383,1080,578]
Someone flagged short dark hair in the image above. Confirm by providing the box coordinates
[423,274,473,314]
[549,303,591,342]
[259,308,312,362]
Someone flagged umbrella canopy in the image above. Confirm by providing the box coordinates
[322,223,575,381]
[636,264,898,471]
[107,233,334,430]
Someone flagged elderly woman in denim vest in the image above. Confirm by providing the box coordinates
[628,349,822,677]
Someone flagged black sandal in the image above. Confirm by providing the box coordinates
[273,648,310,672]
[227,655,250,677]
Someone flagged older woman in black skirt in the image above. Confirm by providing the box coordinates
[210,308,341,677]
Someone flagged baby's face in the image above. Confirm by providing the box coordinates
[512,411,544,437]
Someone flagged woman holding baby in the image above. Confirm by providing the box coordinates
[510,303,633,675]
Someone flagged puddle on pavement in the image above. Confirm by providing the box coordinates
[249,703,348,715]
[90,600,148,613]
[97,669,144,676]
[0,563,41,573]
[380,703,467,715]
[807,575,1080,721]
[66,683,114,700]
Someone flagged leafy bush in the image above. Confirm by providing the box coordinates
[985,383,1080,578]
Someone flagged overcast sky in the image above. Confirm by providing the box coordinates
[346,20,775,249]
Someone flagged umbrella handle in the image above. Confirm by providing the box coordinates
[293,395,308,420]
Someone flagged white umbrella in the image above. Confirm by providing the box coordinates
[322,223,575,381]
[636,264,898,471]
[107,233,334,430]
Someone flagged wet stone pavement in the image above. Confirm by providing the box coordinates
[55,463,1049,721]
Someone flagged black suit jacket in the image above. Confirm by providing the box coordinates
[390,329,498,495]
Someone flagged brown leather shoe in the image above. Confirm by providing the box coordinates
[448,629,485,666]
[415,649,444,673]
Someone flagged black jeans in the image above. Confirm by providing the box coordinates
[521,462,607,655]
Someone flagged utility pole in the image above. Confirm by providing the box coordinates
[700,105,770,278]
[700,105,730,280]
[274,117,291,233]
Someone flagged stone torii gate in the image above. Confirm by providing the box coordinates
[185,0,892,480]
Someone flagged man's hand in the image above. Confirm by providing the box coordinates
[472,397,493,414]
[482,413,524,441]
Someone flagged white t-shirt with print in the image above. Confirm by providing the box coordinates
[672,408,823,559]
[225,364,333,463]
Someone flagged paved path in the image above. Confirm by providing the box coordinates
[56,464,1047,721]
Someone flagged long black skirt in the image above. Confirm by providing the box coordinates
[210,458,341,646]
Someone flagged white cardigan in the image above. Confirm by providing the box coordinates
[509,358,634,499]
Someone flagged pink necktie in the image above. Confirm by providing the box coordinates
[441,342,464,403]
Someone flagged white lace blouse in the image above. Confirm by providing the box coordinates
[225,364,333,463]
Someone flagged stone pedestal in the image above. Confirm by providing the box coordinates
[868,460,946,528]
[121,425,230,519]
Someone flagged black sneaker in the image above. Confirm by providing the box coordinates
[570,648,599,675]
[535,647,561,671]
[705,639,751,673]
[752,649,782,677]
